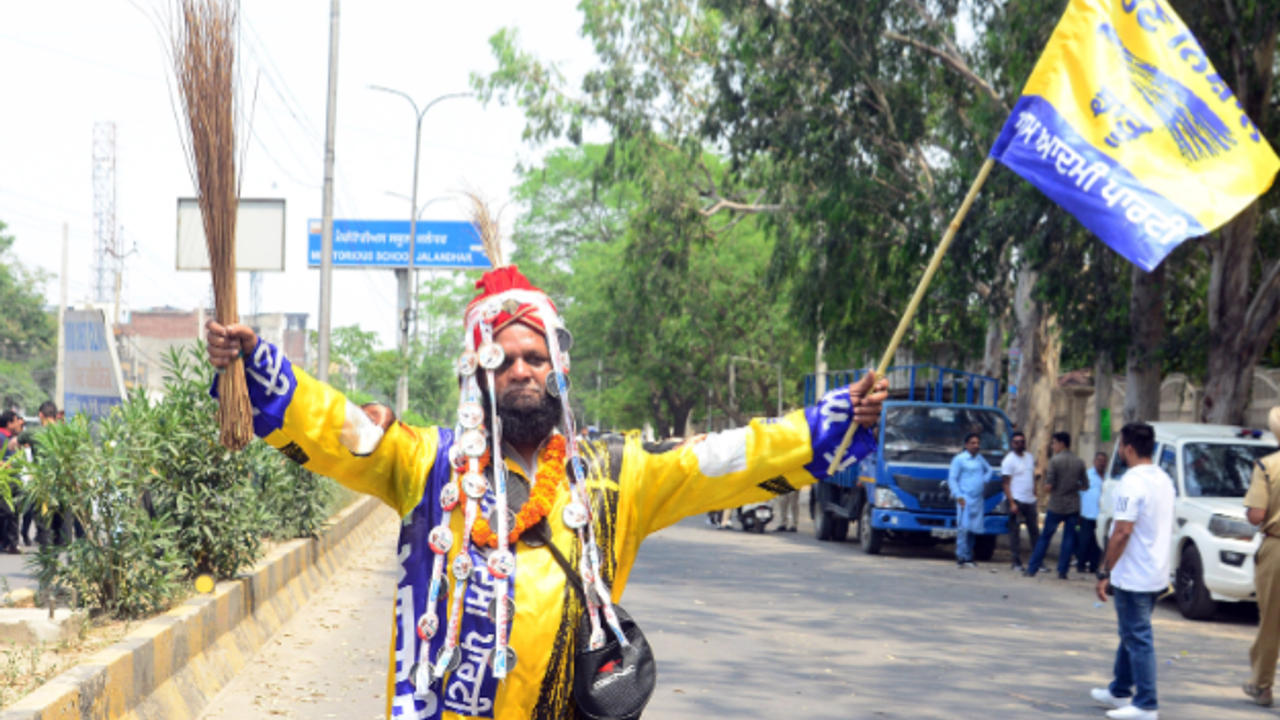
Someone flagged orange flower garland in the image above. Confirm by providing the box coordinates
[466,434,568,548]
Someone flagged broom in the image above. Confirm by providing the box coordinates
[172,0,253,450]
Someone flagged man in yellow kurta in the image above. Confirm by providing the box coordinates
[206,265,886,720]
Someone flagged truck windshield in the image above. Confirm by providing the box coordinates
[1182,442,1277,497]
[882,405,1008,465]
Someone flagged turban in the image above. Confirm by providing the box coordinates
[462,265,568,358]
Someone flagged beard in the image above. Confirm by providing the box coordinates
[494,386,563,448]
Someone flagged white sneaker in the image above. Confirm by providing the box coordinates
[1105,705,1157,720]
[1091,688,1131,709]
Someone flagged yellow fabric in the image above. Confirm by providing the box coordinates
[1022,0,1279,230]
[261,366,431,518]
[270,371,824,719]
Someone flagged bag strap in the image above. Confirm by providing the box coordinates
[532,521,588,605]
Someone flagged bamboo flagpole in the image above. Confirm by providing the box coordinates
[825,157,996,475]
[172,0,254,450]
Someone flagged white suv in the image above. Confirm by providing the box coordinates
[1095,422,1278,619]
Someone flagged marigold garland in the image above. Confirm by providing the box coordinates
[466,434,568,548]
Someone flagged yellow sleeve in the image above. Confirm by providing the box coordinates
[238,340,435,518]
[614,410,818,539]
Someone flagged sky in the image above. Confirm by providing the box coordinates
[0,0,594,348]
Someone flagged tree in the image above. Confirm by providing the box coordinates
[1167,0,1280,424]
[509,142,807,434]
[0,221,55,410]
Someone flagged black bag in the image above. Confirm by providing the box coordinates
[573,604,655,720]
[537,522,656,720]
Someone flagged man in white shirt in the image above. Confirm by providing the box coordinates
[1091,423,1174,720]
[1000,431,1038,570]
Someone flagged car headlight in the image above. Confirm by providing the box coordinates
[993,498,1009,514]
[1208,514,1256,541]
[875,487,905,509]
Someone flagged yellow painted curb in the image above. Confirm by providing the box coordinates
[1,587,36,609]
[0,495,389,720]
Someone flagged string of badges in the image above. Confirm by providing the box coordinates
[411,290,630,700]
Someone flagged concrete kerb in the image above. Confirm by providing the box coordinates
[0,495,386,720]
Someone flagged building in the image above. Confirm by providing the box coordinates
[117,308,308,400]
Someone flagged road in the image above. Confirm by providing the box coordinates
[198,493,1265,719]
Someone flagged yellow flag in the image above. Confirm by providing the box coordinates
[989,0,1279,270]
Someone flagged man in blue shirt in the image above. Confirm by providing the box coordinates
[1075,450,1106,573]
[948,433,993,568]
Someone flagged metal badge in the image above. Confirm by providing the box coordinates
[588,626,606,651]
[544,371,569,399]
[460,429,487,457]
[562,501,589,530]
[451,553,474,580]
[502,298,521,315]
[487,645,517,674]
[488,506,516,536]
[482,300,502,321]
[416,613,439,641]
[477,341,505,370]
[555,327,573,352]
[458,401,484,430]
[456,350,478,377]
[462,471,488,499]
[434,645,461,676]
[486,593,516,623]
[439,482,460,512]
[487,549,516,579]
[428,526,454,555]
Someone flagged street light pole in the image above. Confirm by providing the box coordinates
[368,86,471,416]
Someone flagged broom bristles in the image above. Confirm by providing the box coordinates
[467,192,506,268]
[173,0,252,451]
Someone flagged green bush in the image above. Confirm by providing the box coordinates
[24,412,185,618]
[22,345,347,619]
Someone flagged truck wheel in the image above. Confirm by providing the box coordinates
[859,501,883,555]
[1175,544,1216,620]
[974,535,996,562]
[813,484,848,542]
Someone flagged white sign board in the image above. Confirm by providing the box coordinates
[64,309,127,421]
[176,197,286,271]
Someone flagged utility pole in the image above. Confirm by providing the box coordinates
[368,86,471,416]
[55,223,68,410]
[316,0,340,383]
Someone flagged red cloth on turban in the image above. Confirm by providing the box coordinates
[466,265,558,342]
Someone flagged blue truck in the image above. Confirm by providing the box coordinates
[805,364,1012,558]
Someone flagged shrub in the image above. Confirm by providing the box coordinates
[24,345,346,618]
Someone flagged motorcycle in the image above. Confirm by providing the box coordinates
[735,502,774,534]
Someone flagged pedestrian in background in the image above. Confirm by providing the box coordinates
[1001,430,1038,571]
[18,401,60,546]
[1241,405,1280,707]
[772,489,799,532]
[0,410,22,554]
[1025,431,1087,579]
[947,432,991,569]
[1091,423,1173,720]
[1075,450,1106,574]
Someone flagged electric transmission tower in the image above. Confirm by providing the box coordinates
[92,122,118,305]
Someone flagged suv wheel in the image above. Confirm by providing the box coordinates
[1175,543,1217,620]
[814,484,847,541]
[859,501,883,555]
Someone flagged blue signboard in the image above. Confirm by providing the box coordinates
[307,219,491,269]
